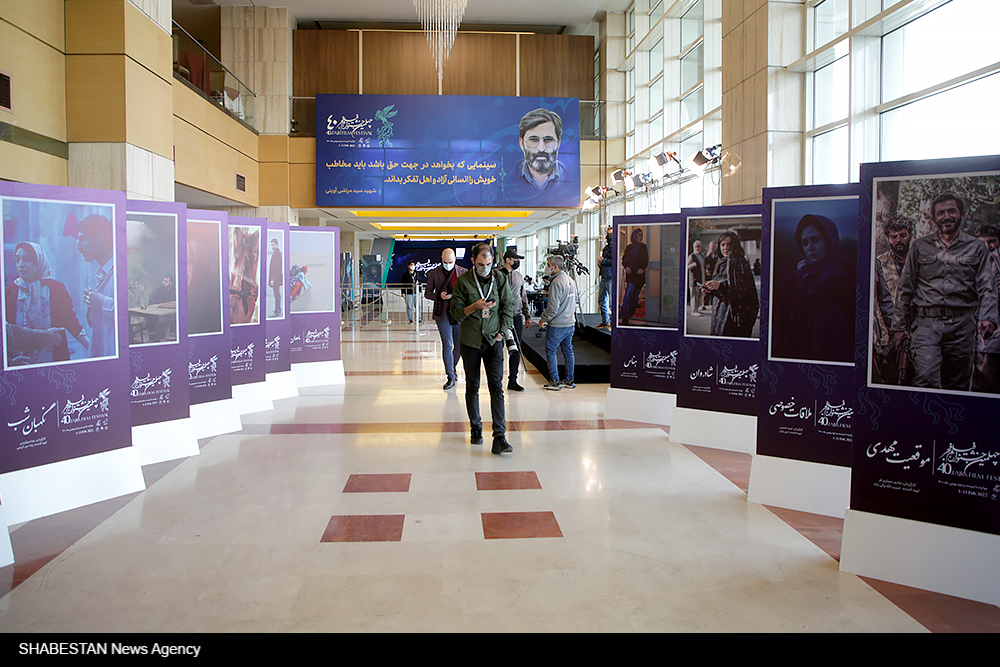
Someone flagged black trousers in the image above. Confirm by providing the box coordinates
[507,314,524,383]
[461,339,505,437]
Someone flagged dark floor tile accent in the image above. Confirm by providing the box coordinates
[481,511,563,539]
[475,471,542,491]
[321,515,405,543]
[343,473,411,493]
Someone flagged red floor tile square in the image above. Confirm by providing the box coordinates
[481,511,563,539]
[475,471,542,491]
[343,473,411,493]
[321,515,405,543]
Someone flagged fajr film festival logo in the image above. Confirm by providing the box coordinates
[189,355,218,389]
[130,368,172,407]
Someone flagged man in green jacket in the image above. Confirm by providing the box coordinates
[450,242,515,454]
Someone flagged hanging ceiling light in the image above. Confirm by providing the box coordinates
[414,0,469,83]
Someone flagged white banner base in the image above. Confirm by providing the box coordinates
[266,370,299,401]
[131,418,199,467]
[747,455,850,518]
[189,398,242,440]
[668,407,756,454]
[292,359,346,388]
[0,447,145,527]
[841,509,1000,606]
[0,505,12,567]
[603,387,675,426]
[231,381,274,415]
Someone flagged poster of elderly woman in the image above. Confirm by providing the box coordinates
[3,198,118,369]
[684,216,761,340]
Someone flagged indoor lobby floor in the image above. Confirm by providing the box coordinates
[2,321,1000,633]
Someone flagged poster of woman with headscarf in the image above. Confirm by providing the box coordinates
[3,198,118,368]
[684,216,761,340]
[769,198,858,365]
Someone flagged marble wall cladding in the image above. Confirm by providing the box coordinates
[68,142,174,201]
[221,5,294,135]
[721,0,806,204]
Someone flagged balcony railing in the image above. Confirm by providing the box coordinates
[172,21,256,128]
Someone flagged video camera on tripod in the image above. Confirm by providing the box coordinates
[546,236,589,278]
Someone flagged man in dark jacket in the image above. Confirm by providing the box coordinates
[424,248,466,390]
[597,231,613,329]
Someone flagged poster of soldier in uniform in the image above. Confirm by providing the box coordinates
[869,172,1000,396]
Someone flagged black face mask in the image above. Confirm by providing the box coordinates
[510,260,520,271]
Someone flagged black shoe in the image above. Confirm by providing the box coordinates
[543,381,561,391]
[507,381,525,392]
[560,379,576,389]
[492,436,513,454]
[443,378,456,390]
[471,425,483,445]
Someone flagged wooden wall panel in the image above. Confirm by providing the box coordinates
[65,55,128,143]
[361,31,438,96]
[442,33,516,97]
[0,142,67,187]
[293,30,359,96]
[0,20,67,142]
[0,0,65,51]
[125,58,173,160]
[519,34,594,100]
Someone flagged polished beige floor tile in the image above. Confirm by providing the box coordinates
[0,323,943,633]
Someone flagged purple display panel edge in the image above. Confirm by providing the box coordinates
[265,221,291,373]
[0,183,131,475]
[757,184,859,468]
[853,154,1000,536]
[228,217,266,386]
[125,199,189,426]
[186,209,232,405]
[289,227,341,364]
[610,213,681,394]
[676,204,762,417]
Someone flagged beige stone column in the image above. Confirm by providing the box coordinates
[721,0,806,206]
[64,0,174,201]
[221,5,296,222]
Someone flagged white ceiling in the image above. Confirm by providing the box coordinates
[175,0,628,237]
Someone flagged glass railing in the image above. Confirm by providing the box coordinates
[292,98,605,140]
[172,21,256,128]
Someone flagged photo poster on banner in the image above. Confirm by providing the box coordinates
[610,214,682,393]
[0,183,132,475]
[316,94,581,209]
[676,205,762,416]
[853,154,1000,536]
[228,217,266,386]
[265,221,291,374]
[125,199,189,427]
[756,185,859,467]
[289,227,341,364]
[185,209,232,405]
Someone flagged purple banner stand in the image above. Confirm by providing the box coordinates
[669,205,762,454]
[186,209,240,439]
[840,154,1000,606]
[0,183,144,526]
[228,217,272,415]
[0,502,10,567]
[126,199,198,466]
[264,221,296,401]
[288,226,344,387]
[604,214,682,426]
[747,185,858,518]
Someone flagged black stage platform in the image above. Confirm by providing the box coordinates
[520,313,610,384]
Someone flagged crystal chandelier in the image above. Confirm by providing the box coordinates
[413,0,469,82]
